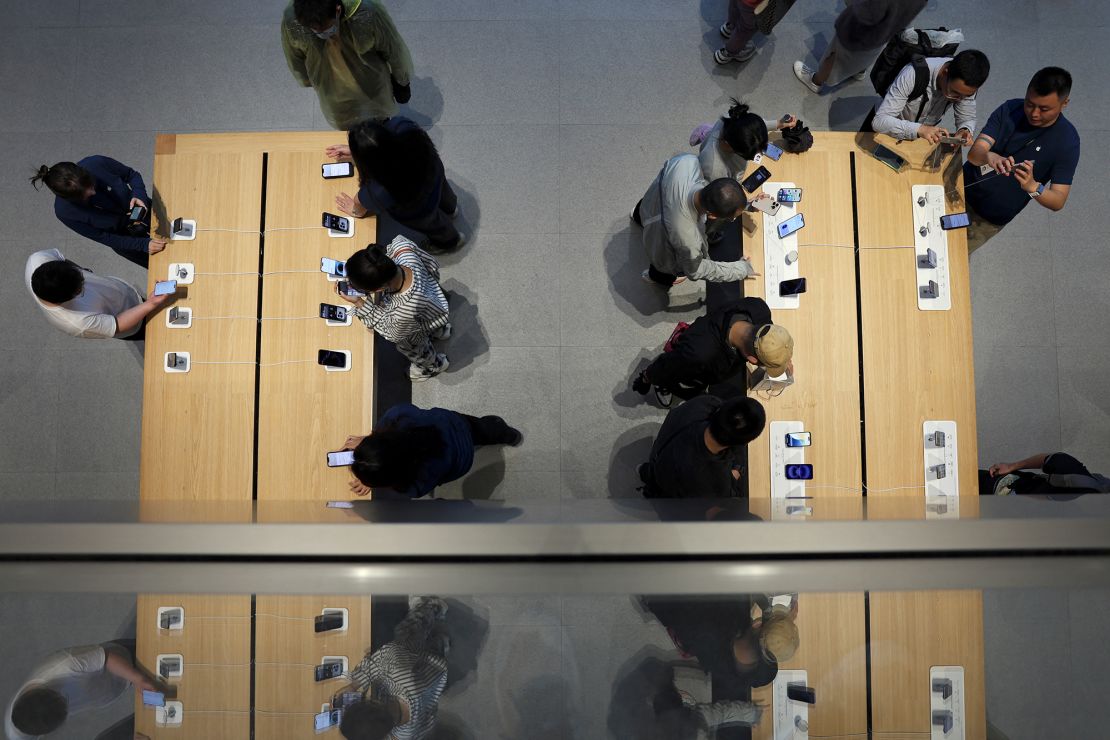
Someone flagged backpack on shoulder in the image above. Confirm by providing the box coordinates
[869,28,964,122]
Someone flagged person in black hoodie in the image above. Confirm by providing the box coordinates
[632,297,794,407]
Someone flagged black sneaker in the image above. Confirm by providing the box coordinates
[505,427,524,447]
[654,388,673,408]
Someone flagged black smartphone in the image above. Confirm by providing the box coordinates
[779,277,807,296]
[741,165,772,194]
[160,610,181,629]
[166,352,179,370]
[332,691,363,710]
[787,683,816,704]
[939,212,970,230]
[172,217,184,234]
[763,142,784,161]
[314,662,344,682]
[314,612,344,633]
[785,463,813,480]
[317,350,348,369]
[128,204,148,222]
[872,144,907,172]
[320,303,348,322]
[322,162,354,179]
[322,212,350,232]
[336,281,364,298]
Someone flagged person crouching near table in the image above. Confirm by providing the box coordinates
[338,404,523,498]
[339,235,451,382]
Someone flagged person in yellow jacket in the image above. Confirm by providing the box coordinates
[281,0,414,130]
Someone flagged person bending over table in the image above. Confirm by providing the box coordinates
[339,403,523,499]
[328,117,466,252]
[31,158,164,269]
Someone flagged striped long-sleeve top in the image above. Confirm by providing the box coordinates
[352,235,449,343]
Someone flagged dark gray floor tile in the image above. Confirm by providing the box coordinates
[78,0,288,25]
[1056,345,1110,474]
[9,1,81,28]
[54,472,140,501]
[0,472,56,499]
[0,31,78,132]
[973,343,1060,469]
[0,349,60,474]
[970,236,1056,348]
[1038,28,1110,132]
[390,0,558,21]
[1037,0,1110,26]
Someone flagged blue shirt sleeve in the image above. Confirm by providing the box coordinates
[86,155,150,203]
[1047,128,1080,186]
[979,100,1013,149]
[57,211,150,255]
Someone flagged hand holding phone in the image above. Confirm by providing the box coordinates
[741,165,772,194]
[749,193,780,216]
[326,450,356,467]
[153,280,177,296]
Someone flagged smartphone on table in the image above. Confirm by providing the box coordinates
[321,258,346,277]
[939,212,970,230]
[326,450,355,467]
[763,142,784,161]
[314,662,345,682]
[777,188,802,203]
[336,281,364,299]
[785,432,811,447]
[318,350,348,370]
[322,212,350,232]
[871,144,907,172]
[741,165,772,194]
[314,612,344,633]
[785,464,813,480]
[153,280,177,296]
[777,213,805,238]
[779,277,807,296]
[315,709,342,731]
[322,162,353,179]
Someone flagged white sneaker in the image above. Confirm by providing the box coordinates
[851,69,867,81]
[793,61,821,94]
[409,354,449,382]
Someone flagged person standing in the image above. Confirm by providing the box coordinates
[867,49,990,143]
[25,249,169,341]
[281,0,414,130]
[340,236,451,381]
[31,158,164,269]
[338,596,450,740]
[328,117,465,252]
[631,155,758,288]
[714,0,798,65]
[961,67,1079,252]
[793,0,927,94]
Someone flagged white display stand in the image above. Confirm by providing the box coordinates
[157,606,185,630]
[922,421,959,499]
[911,185,952,311]
[772,669,810,740]
[170,219,196,241]
[320,655,349,680]
[324,311,353,327]
[157,654,184,679]
[762,181,801,310]
[322,350,351,373]
[163,352,190,374]
[327,222,354,238]
[166,307,192,328]
[155,701,184,726]
[929,665,966,739]
[770,420,806,504]
[320,607,349,631]
[168,263,194,285]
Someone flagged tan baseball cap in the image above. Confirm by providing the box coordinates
[759,611,800,663]
[753,324,794,377]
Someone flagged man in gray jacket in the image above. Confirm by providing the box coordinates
[868,50,990,143]
[631,154,756,288]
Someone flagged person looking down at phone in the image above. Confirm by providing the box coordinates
[979,451,1110,498]
[25,250,170,340]
[632,298,794,408]
[281,0,414,130]
[5,641,159,740]
[337,597,449,740]
[31,158,163,269]
[327,117,466,252]
[340,404,523,498]
[962,66,1080,253]
[339,235,451,381]
[638,396,766,498]
[867,49,990,144]
[631,154,760,288]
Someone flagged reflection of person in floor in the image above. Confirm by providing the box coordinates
[338,597,450,740]
[643,594,799,697]
[653,665,765,738]
[979,451,1110,498]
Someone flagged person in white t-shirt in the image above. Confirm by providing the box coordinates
[25,249,169,340]
[5,642,155,739]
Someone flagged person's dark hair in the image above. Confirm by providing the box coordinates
[11,687,68,734]
[351,425,446,492]
[293,0,343,28]
[1029,66,1072,100]
[31,260,84,304]
[348,119,439,204]
[30,162,93,200]
[345,244,400,293]
[701,178,747,219]
[947,50,990,88]
[708,397,767,447]
[339,697,398,740]
[720,99,769,160]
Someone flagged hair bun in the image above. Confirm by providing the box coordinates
[727,98,750,118]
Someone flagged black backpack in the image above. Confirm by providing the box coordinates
[870,28,961,121]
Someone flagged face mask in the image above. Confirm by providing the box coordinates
[315,22,339,40]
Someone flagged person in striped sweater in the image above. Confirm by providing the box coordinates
[339,235,450,382]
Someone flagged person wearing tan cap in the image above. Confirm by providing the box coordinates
[632,297,794,408]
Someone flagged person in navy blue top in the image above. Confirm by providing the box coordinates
[341,404,523,499]
[962,67,1080,253]
[31,157,165,268]
[325,117,466,252]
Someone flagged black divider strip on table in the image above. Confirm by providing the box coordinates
[849,152,868,498]
[251,152,268,505]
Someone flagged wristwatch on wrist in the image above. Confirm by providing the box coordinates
[1028,182,1045,198]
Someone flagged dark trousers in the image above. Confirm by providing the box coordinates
[461,414,518,446]
[394,178,460,250]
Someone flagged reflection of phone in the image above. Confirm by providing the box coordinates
[314,662,345,682]
[160,611,181,629]
[322,212,350,232]
[315,613,344,633]
[779,277,807,296]
[153,280,177,296]
[937,135,965,146]
[785,432,811,447]
[320,303,348,322]
[336,281,364,298]
[142,690,166,707]
[128,204,148,221]
[777,188,802,203]
[327,450,356,467]
[741,165,772,194]
[166,353,179,370]
[872,144,907,172]
[763,142,784,161]
[314,709,342,731]
[320,258,346,277]
[172,217,185,235]
[939,212,970,230]
[787,683,816,704]
[322,162,353,179]
[317,350,348,369]
[326,501,354,509]
[333,691,363,710]
[785,464,813,480]
[777,213,805,238]
[750,197,780,216]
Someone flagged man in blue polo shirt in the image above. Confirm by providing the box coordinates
[962,67,1080,253]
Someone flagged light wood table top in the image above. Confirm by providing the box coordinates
[140,150,263,502]
[752,592,868,739]
[869,590,986,738]
[134,594,252,738]
[255,151,376,504]
[744,142,862,500]
[854,133,978,497]
[254,595,372,739]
